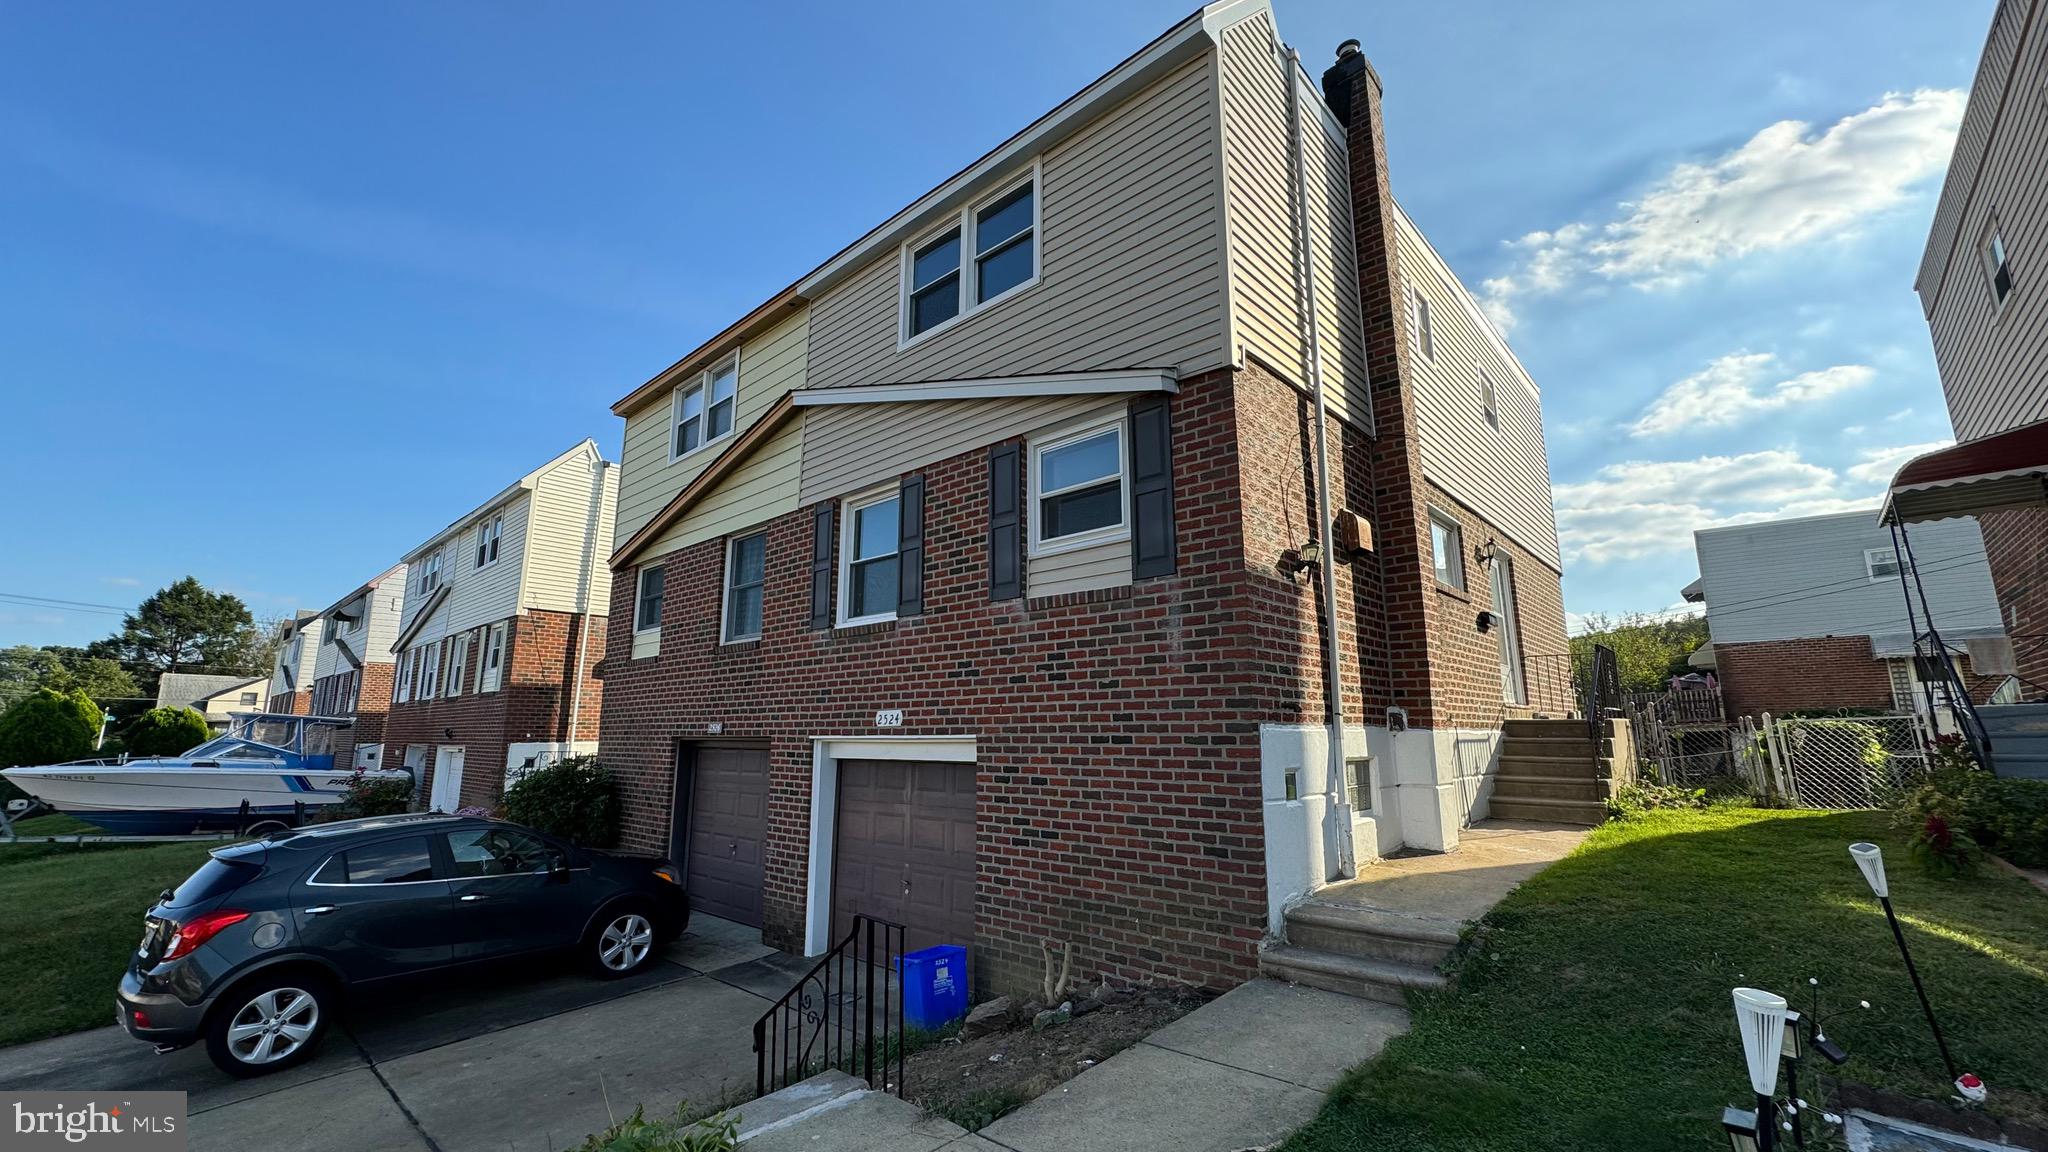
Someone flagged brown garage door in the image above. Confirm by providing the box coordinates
[678,743,769,928]
[833,759,977,958]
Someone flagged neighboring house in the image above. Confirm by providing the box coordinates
[1687,510,2011,722]
[308,564,407,770]
[1886,0,2048,692]
[596,1,1566,996]
[264,611,324,714]
[156,672,269,732]
[383,440,617,814]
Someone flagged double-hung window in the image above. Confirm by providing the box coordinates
[1429,510,1465,590]
[1480,371,1498,423]
[445,632,471,697]
[635,567,665,634]
[902,168,1039,343]
[723,532,768,643]
[419,640,441,700]
[478,623,506,693]
[1031,420,1127,553]
[1408,285,1435,361]
[672,355,739,459]
[1982,217,2014,308]
[839,489,901,626]
[1866,548,1903,582]
[474,516,502,568]
[418,551,444,595]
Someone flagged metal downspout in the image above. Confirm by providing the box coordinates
[1286,44,1356,880]
[566,460,608,751]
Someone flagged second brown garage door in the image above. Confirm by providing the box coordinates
[679,743,769,928]
[833,759,977,958]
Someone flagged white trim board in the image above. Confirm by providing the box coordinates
[804,735,977,955]
[791,370,1177,408]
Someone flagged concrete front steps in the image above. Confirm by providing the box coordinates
[1259,902,1455,1005]
[1490,717,1628,826]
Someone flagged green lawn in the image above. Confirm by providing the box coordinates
[0,836,220,1047]
[1281,807,2048,1152]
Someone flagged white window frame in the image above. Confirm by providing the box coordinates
[1865,548,1903,582]
[419,639,442,700]
[898,161,1042,349]
[1429,509,1465,590]
[634,566,665,634]
[721,531,769,644]
[445,631,471,697]
[1344,757,1374,814]
[1981,215,2014,312]
[474,515,503,569]
[1480,370,1498,423]
[669,352,741,463]
[1408,286,1435,361]
[417,551,444,596]
[837,486,903,628]
[1028,415,1131,558]
[479,622,507,693]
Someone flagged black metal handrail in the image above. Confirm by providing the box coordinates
[1584,643,1622,767]
[753,915,906,1099]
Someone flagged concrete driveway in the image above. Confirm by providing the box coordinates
[0,915,811,1152]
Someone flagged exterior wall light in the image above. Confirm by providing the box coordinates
[1279,540,1323,577]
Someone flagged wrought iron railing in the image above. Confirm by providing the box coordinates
[1584,643,1623,761]
[1522,651,1582,716]
[753,915,906,1099]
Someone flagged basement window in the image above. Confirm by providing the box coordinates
[1346,758,1373,812]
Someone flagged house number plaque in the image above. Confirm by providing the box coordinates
[874,710,904,728]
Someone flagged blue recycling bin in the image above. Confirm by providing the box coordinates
[901,944,969,1031]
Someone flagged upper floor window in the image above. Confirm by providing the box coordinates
[478,622,507,693]
[418,551,444,595]
[419,639,442,700]
[1407,285,1435,361]
[1031,420,1127,554]
[446,631,471,697]
[1866,548,1903,582]
[474,515,503,569]
[635,567,665,633]
[239,691,259,706]
[1982,217,2014,308]
[901,169,1040,344]
[1429,510,1465,590]
[1480,371,1498,423]
[723,532,768,643]
[839,489,901,626]
[672,355,739,460]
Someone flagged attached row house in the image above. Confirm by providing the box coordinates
[383,439,617,813]
[264,610,324,715]
[595,0,1568,996]
[307,563,408,770]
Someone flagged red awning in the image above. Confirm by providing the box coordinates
[1881,419,2048,524]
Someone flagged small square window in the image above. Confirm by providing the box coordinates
[723,532,767,643]
[1430,511,1465,590]
[239,691,259,706]
[1865,548,1902,582]
[636,567,665,633]
[1345,758,1373,812]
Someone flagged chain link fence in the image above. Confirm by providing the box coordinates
[1736,713,1935,810]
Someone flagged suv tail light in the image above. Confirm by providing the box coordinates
[163,909,249,961]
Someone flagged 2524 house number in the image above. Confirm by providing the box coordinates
[874,710,905,728]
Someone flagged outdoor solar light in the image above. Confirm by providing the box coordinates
[1722,1106,1761,1152]
[1848,842,1964,1085]
[1733,987,1786,1151]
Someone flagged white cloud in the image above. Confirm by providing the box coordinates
[1483,89,1964,329]
[1628,352,1873,437]
[1844,439,1953,486]
[101,576,141,587]
[1552,449,1886,564]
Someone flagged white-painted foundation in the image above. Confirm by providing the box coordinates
[505,740,600,785]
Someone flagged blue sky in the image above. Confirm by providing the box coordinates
[0,0,1995,646]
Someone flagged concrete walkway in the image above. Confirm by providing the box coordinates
[1304,819,1588,925]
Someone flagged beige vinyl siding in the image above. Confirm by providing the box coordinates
[1027,537,1130,598]
[362,580,406,668]
[643,418,803,559]
[1917,0,2047,441]
[799,393,1125,504]
[804,54,1227,392]
[521,452,618,616]
[615,309,808,542]
[1217,9,1370,427]
[401,495,528,647]
[1395,208,1561,569]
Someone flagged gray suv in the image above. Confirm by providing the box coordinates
[118,812,689,1076]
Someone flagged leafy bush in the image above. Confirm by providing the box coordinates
[124,707,212,757]
[1908,812,1980,879]
[1606,779,1708,820]
[1899,768,2048,869]
[573,1104,736,1152]
[0,688,101,802]
[329,770,415,820]
[503,756,620,847]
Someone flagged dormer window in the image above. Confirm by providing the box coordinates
[901,166,1040,345]
[672,354,739,460]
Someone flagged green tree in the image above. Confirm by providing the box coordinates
[0,688,102,802]
[1,645,142,709]
[1570,612,1711,693]
[112,578,262,677]
[123,706,212,757]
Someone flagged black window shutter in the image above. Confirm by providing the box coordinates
[988,442,1022,600]
[1130,394,1177,578]
[897,474,925,617]
[809,503,835,629]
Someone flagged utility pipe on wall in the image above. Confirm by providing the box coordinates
[1286,43,1356,881]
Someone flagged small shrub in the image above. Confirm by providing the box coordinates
[1909,812,1980,879]
[1899,767,2048,869]
[331,770,415,820]
[123,707,212,757]
[1606,780,1707,820]
[573,1104,737,1152]
[503,756,620,846]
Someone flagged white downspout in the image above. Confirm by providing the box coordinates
[1286,44,1356,881]
[566,460,607,753]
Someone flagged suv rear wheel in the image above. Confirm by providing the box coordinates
[205,974,333,1076]
[586,906,657,978]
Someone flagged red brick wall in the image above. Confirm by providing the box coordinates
[387,608,608,811]
[600,370,1272,994]
[267,690,311,715]
[1978,505,2048,694]
[1421,484,1570,730]
[1716,636,1896,719]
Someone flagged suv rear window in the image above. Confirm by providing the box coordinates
[169,857,260,907]
[313,836,436,885]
